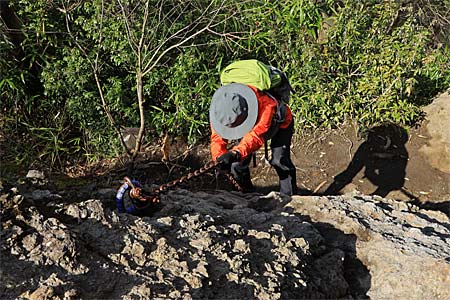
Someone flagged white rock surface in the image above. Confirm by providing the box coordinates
[420,91,450,174]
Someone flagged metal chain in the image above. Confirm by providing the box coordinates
[127,160,243,203]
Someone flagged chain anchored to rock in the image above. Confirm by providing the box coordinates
[118,161,243,209]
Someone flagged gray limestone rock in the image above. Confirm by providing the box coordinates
[1,184,448,300]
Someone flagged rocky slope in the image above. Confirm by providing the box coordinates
[1,173,449,299]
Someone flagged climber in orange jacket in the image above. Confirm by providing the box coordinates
[209,83,298,195]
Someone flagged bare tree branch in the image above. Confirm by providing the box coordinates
[142,0,227,76]
[109,0,245,158]
[117,0,138,55]
[132,0,151,157]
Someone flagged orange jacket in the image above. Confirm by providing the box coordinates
[211,85,293,161]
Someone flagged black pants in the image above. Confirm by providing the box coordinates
[231,120,297,195]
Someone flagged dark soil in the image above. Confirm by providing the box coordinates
[259,122,449,205]
[2,121,448,211]
[96,121,449,210]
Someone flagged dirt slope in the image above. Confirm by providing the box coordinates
[251,91,450,205]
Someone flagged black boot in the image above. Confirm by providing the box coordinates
[231,159,254,193]
[236,172,254,193]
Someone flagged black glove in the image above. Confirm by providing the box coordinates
[217,150,241,171]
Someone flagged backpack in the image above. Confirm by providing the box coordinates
[220,59,293,128]
[220,59,294,105]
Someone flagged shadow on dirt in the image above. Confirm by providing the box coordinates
[323,124,409,198]
[108,148,212,190]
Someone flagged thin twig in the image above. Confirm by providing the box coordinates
[313,180,328,194]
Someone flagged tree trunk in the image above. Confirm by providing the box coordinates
[133,70,145,159]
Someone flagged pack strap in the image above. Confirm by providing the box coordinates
[264,140,270,165]
[266,92,286,124]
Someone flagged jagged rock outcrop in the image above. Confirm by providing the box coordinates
[287,193,450,299]
[1,180,449,299]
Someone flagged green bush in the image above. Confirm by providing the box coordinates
[1,0,448,168]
